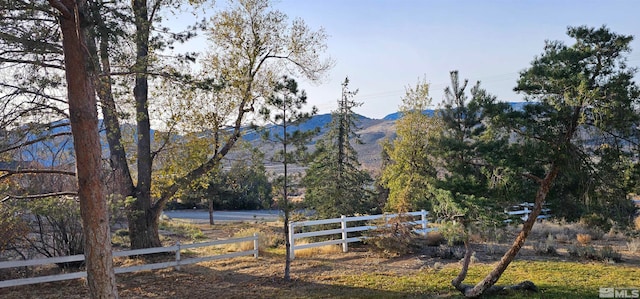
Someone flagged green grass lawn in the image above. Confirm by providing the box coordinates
[318,261,639,298]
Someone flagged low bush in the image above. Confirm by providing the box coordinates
[576,233,592,245]
[568,244,622,263]
[580,213,612,232]
[598,246,622,263]
[534,234,557,256]
[425,231,445,246]
[365,216,423,256]
[627,238,640,253]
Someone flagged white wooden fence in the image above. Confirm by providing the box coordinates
[504,202,552,222]
[0,234,258,288]
[288,210,434,260]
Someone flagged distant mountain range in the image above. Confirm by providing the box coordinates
[6,103,529,173]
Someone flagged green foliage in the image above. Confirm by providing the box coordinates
[429,71,518,225]
[6,197,84,265]
[438,221,467,246]
[303,78,376,218]
[380,78,441,212]
[510,25,640,229]
[0,202,29,253]
[259,76,319,214]
[180,147,273,210]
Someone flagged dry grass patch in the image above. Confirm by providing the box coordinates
[293,241,343,258]
[226,227,282,253]
[576,233,592,245]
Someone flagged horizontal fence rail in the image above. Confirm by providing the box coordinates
[0,233,259,288]
[288,210,435,260]
[504,202,552,223]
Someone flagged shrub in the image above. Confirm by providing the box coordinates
[12,196,85,268]
[438,221,466,246]
[429,244,466,260]
[576,233,592,245]
[589,227,605,240]
[365,215,423,256]
[555,233,570,244]
[580,213,612,232]
[627,238,640,253]
[598,246,622,263]
[0,202,29,253]
[425,231,445,246]
[533,234,557,255]
[568,244,621,262]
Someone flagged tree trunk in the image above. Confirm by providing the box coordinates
[452,166,559,298]
[52,0,119,297]
[284,209,291,281]
[128,200,161,249]
[209,199,214,225]
[94,14,135,199]
[85,4,135,201]
[128,0,161,249]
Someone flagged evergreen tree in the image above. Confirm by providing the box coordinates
[380,78,441,212]
[449,26,640,297]
[259,76,319,280]
[303,78,375,218]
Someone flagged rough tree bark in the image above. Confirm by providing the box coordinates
[49,0,119,297]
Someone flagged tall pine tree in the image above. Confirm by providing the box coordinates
[303,78,375,218]
[260,76,318,280]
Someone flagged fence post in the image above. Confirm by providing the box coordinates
[341,215,348,253]
[289,221,296,260]
[253,233,259,258]
[175,241,181,271]
[421,209,428,236]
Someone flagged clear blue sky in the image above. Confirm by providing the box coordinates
[172,1,640,119]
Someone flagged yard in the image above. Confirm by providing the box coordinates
[1,220,639,298]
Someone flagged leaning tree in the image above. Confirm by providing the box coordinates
[447,25,640,297]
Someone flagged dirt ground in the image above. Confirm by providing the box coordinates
[1,221,639,298]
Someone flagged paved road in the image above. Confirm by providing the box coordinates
[163,209,281,223]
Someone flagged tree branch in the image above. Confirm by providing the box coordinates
[48,0,73,19]
[2,191,78,202]
[0,169,76,181]
[0,131,72,155]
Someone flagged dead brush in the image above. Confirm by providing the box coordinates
[576,233,592,245]
[292,241,343,258]
[365,216,420,256]
[627,238,640,253]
